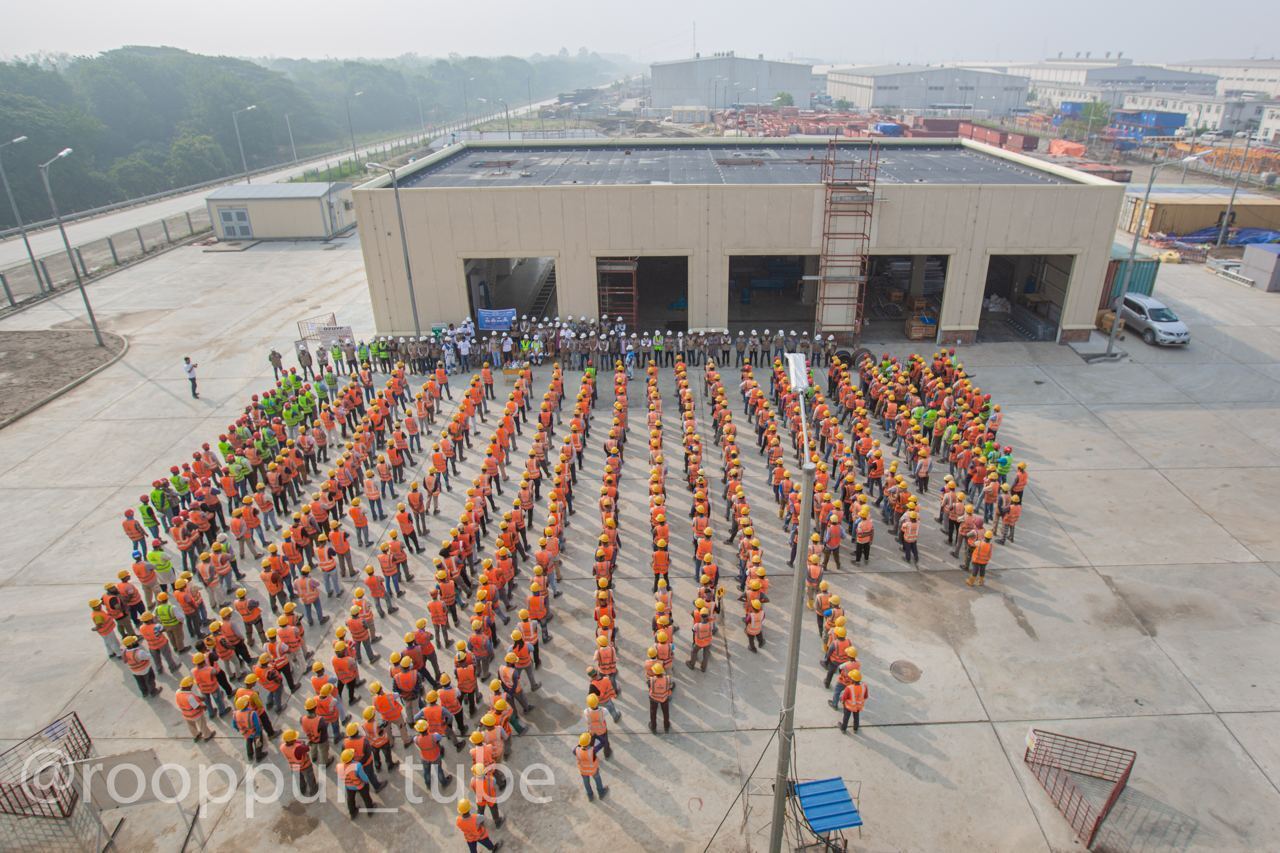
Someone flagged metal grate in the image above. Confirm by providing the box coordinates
[296,313,337,344]
[0,713,92,819]
[1024,729,1136,849]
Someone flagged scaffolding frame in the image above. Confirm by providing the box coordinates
[817,140,878,344]
[596,257,639,329]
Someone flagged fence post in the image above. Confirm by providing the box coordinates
[161,219,172,244]
[107,236,119,265]
[185,212,194,234]
[39,259,53,289]
[136,228,146,254]
[0,272,15,307]
[74,247,89,278]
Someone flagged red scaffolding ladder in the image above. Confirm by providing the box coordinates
[817,140,878,343]
[596,257,639,328]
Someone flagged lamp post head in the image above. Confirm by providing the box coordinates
[10,135,27,145]
[353,91,364,98]
[58,148,72,158]
[246,104,257,112]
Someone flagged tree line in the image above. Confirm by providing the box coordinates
[0,46,625,228]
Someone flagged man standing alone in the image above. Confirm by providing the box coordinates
[183,357,199,399]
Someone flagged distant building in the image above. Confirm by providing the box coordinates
[1120,93,1274,134]
[1166,59,1280,98]
[1012,59,1218,108]
[650,53,813,109]
[1260,106,1280,144]
[671,105,711,124]
[825,65,1029,115]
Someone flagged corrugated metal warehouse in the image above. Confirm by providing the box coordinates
[650,54,813,109]
[1120,186,1280,237]
[353,139,1125,345]
[826,65,1029,115]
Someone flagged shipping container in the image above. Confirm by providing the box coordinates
[872,122,904,136]
[1099,243,1160,309]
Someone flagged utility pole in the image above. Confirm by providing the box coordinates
[284,113,298,163]
[0,135,47,292]
[1217,133,1252,247]
[38,148,104,347]
[767,354,816,853]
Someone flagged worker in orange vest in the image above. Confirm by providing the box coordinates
[966,529,995,587]
[583,693,613,758]
[456,798,502,852]
[174,677,215,741]
[334,747,378,819]
[280,729,318,796]
[686,607,714,672]
[573,731,609,801]
[647,661,672,734]
[838,670,868,734]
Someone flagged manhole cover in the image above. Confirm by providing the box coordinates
[890,660,922,683]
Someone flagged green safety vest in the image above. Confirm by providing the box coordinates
[218,439,234,459]
[653,336,663,350]
[229,459,249,482]
[138,503,158,527]
[150,488,169,511]
[170,474,190,496]
[147,550,173,574]
[997,456,1012,475]
[358,345,370,362]
[331,345,342,363]
[155,602,181,627]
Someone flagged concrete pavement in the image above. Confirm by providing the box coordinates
[1,244,1279,850]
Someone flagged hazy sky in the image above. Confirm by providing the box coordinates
[1,0,1270,65]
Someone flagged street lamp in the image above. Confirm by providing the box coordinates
[38,147,103,347]
[231,104,257,183]
[1217,132,1253,247]
[462,76,475,128]
[284,113,298,163]
[345,91,364,164]
[1106,151,1209,356]
[0,135,46,296]
[366,162,422,338]
[415,94,426,136]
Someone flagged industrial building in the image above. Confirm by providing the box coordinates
[1120,186,1280,238]
[1012,59,1218,108]
[650,53,813,109]
[206,182,354,241]
[1120,93,1273,134]
[825,65,1029,115]
[353,139,1125,346]
[1166,59,1280,98]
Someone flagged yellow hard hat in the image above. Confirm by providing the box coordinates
[340,748,356,763]
[578,732,592,747]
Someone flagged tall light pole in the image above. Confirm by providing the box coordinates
[366,162,422,338]
[1217,132,1252,247]
[499,99,512,139]
[1106,152,1207,356]
[767,355,816,853]
[345,91,364,164]
[231,104,257,183]
[462,76,475,128]
[415,94,427,136]
[284,113,299,163]
[38,148,103,347]
[0,135,47,294]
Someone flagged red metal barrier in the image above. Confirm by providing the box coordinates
[1024,729,1136,848]
[0,713,93,819]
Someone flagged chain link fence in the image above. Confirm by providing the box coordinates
[0,208,211,311]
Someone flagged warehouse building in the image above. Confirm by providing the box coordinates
[1166,59,1280,98]
[206,182,354,241]
[1120,93,1273,134]
[1013,60,1218,108]
[353,139,1124,345]
[1120,186,1280,237]
[826,65,1029,115]
[650,53,813,109]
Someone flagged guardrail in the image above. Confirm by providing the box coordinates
[0,208,212,311]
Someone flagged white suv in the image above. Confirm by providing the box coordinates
[1119,293,1191,346]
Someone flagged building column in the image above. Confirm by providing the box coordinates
[937,248,981,345]
[909,255,926,299]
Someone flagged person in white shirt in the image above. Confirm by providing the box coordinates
[183,357,199,399]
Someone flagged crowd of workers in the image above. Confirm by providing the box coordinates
[89,316,1027,846]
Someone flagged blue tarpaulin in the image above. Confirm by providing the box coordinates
[1171,227,1280,246]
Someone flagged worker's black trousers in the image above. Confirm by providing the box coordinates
[345,785,373,818]
[840,709,860,732]
[649,698,670,730]
[296,766,318,796]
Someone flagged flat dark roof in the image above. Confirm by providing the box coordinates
[397,143,1070,188]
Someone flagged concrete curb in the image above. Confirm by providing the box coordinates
[0,332,130,431]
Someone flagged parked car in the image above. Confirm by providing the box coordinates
[1119,293,1191,346]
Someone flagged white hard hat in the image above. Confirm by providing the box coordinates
[738,331,744,336]
[764,329,770,335]
[802,331,809,337]
[751,330,757,335]
[630,332,637,338]
[616,316,623,322]
[828,335,835,340]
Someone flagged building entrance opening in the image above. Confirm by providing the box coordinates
[863,255,949,343]
[980,254,1074,342]
[465,257,558,323]
[599,256,689,334]
[727,255,818,334]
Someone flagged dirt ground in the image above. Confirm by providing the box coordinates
[0,329,126,423]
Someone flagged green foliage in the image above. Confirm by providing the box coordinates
[834,98,851,111]
[773,91,795,107]
[0,46,621,228]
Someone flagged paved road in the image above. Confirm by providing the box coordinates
[0,114,504,271]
